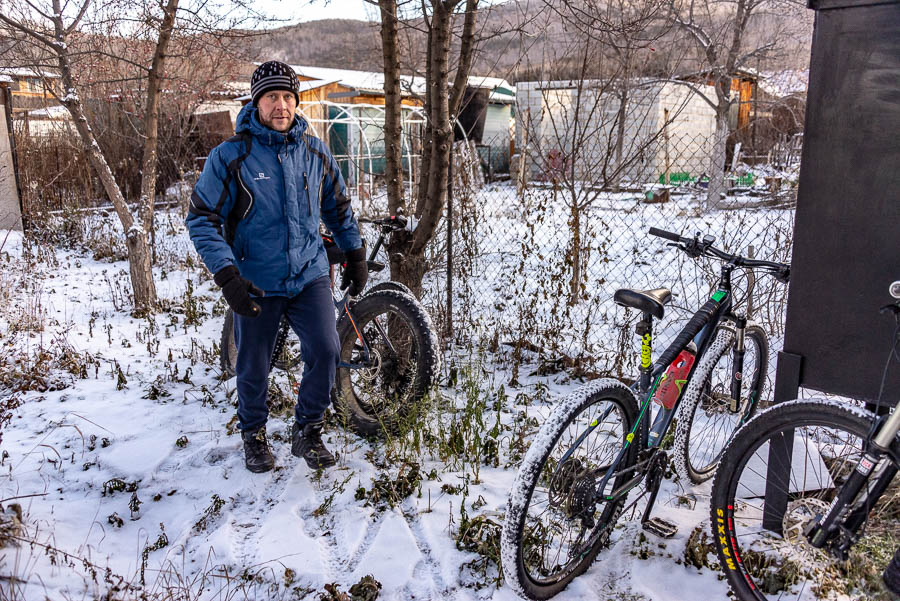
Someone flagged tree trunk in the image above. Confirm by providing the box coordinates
[139,0,179,269]
[382,0,477,295]
[612,84,629,191]
[50,4,157,314]
[416,2,453,258]
[705,107,729,210]
[568,197,581,305]
[415,23,434,215]
[378,0,403,216]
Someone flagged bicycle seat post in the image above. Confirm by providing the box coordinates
[635,312,654,394]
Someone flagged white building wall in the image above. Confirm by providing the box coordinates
[515,79,717,185]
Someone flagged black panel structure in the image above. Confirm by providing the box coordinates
[781,0,900,404]
[455,87,489,143]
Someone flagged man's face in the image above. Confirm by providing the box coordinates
[257,90,297,132]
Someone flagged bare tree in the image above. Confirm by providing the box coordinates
[664,0,801,208]
[0,0,266,314]
[367,0,479,296]
[0,0,164,313]
[516,0,680,303]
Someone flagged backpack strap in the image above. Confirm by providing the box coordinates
[223,132,254,246]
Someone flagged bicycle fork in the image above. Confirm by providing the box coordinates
[333,293,399,371]
[805,411,900,558]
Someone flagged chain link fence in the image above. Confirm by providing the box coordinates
[9,93,802,394]
[423,129,799,392]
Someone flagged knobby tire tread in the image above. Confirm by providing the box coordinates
[674,323,768,484]
[501,380,640,600]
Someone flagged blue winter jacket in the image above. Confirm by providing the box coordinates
[186,103,361,296]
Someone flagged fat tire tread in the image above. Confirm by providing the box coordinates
[333,289,439,437]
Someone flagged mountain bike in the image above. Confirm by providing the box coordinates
[501,227,790,600]
[710,281,900,601]
[219,215,440,436]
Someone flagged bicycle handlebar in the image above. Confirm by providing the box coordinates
[648,227,681,243]
[649,227,791,283]
[358,215,408,231]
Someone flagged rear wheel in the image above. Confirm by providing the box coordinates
[220,310,301,378]
[501,380,640,600]
[674,323,767,484]
[710,399,899,601]
[333,290,439,436]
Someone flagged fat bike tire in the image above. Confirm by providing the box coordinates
[333,289,439,437]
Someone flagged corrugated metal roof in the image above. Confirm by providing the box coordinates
[285,64,516,102]
[0,67,60,79]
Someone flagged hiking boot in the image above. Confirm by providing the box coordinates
[241,427,275,473]
[291,420,337,469]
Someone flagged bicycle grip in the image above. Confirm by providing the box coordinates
[648,227,682,242]
[654,298,719,370]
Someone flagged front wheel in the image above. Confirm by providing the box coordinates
[674,323,767,484]
[710,399,899,601]
[333,289,439,437]
[501,380,640,600]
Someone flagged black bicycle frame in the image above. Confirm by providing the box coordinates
[594,262,741,503]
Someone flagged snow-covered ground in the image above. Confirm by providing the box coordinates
[0,200,768,600]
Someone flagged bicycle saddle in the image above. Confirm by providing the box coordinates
[613,288,672,319]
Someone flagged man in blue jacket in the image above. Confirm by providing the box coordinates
[186,61,368,473]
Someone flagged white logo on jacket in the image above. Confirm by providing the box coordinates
[253,172,271,181]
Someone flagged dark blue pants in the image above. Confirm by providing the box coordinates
[234,276,339,432]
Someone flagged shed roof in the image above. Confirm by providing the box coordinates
[758,69,809,98]
[0,67,60,79]
[285,64,516,103]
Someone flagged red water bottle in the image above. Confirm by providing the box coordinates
[653,347,696,409]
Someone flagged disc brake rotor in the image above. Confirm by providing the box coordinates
[356,346,382,382]
[782,497,832,557]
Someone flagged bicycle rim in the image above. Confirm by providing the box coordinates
[713,401,899,601]
[681,325,766,481]
[514,387,637,595]
[337,302,422,425]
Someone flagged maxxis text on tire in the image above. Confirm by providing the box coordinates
[710,399,899,601]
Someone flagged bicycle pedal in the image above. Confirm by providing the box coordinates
[642,517,678,538]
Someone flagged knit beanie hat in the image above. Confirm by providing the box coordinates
[251,61,300,106]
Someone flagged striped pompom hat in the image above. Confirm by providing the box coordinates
[250,61,299,106]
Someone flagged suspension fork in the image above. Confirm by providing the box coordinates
[729,316,747,412]
[808,409,900,550]
[807,448,897,551]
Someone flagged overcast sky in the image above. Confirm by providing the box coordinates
[254,0,379,24]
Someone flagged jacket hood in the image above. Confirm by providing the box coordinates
[235,102,308,146]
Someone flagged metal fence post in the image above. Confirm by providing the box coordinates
[446,150,454,341]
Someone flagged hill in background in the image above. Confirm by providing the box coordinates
[236,0,813,82]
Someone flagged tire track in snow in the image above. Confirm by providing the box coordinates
[296,472,389,579]
[400,498,454,598]
[296,473,345,582]
[228,446,296,570]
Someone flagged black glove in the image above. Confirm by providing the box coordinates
[340,247,369,296]
[214,265,264,317]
